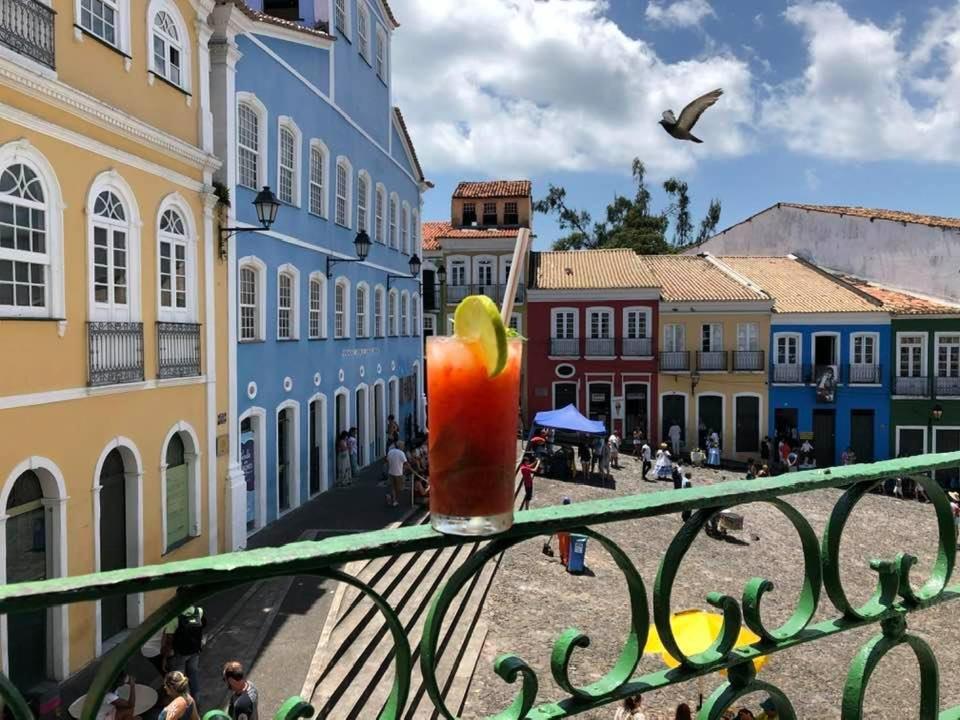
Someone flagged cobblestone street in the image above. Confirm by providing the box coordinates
[464,455,959,719]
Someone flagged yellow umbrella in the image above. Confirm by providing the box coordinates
[644,608,768,673]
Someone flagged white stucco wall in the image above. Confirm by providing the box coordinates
[694,206,960,301]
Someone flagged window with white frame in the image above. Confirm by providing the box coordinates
[151,9,184,87]
[401,203,409,254]
[898,334,925,377]
[335,0,348,36]
[309,275,324,339]
[553,309,575,339]
[335,158,351,227]
[388,289,397,336]
[309,141,326,217]
[412,293,420,335]
[400,291,409,335]
[375,185,386,243]
[938,334,960,378]
[423,315,434,337]
[450,259,466,286]
[411,209,420,252]
[374,286,384,336]
[91,190,130,312]
[357,172,369,232]
[663,323,685,352]
[389,194,398,248]
[277,269,297,340]
[278,121,299,205]
[356,284,367,337]
[482,202,498,225]
[239,263,261,341]
[376,27,387,81]
[701,323,722,351]
[588,308,611,338]
[624,308,648,339]
[334,279,348,338]
[737,323,759,351]
[158,208,189,312]
[357,2,370,61]
[238,102,261,190]
[0,162,53,315]
[80,0,121,47]
[775,334,799,364]
[851,333,876,366]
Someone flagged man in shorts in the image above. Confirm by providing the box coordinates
[385,440,409,507]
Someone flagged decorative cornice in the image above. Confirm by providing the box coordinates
[0,55,220,173]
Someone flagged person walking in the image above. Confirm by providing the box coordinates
[632,429,642,459]
[641,440,652,481]
[347,427,359,478]
[591,435,603,475]
[578,443,591,481]
[386,414,400,448]
[158,671,199,720]
[385,440,408,507]
[519,453,539,511]
[655,442,673,481]
[223,661,259,720]
[166,605,205,703]
[599,439,612,487]
[336,432,352,487]
[608,431,620,469]
[668,420,682,458]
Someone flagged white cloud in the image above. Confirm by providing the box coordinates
[761,2,960,163]
[390,0,752,177]
[804,168,820,190]
[753,13,764,29]
[645,0,716,29]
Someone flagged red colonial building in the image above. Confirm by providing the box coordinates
[526,250,660,440]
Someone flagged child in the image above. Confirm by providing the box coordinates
[519,453,540,511]
[641,440,652,481]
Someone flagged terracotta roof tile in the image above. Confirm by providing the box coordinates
[452,181,532,199]
[420,222,519,251]
[531,250,658,290]
[231,1,336,41]
[392,107,429,185]
[782,203,960,231]
[832,275,960,316]
[718,257,884,313]
[380,0,400,28]
[639,255,767,302]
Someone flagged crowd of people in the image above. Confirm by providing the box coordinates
[615,695,781,719]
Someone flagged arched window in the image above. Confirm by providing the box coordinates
[401,203,410,254]
[389,193,398,249]
[400,291,409,335]
[357,2,370,61]
[150,6,187,89]
[388,289,398,336]
[412,292,421,336]
[78,0,131,52]
[356,283,368,337]
[277,265,299,340]
[89,175,139,321]
[0,158,61,317]
[334,277,350,338]
[357,171,370,232]
[411,209,420,253]
[238,256,266,341]
[277,118,301,206]
[335,157,352,227]
[308,273,325,339]
[374,285,385,336]
[157,205,195,317]
[237,94,267,191]
[334,0,350,37]
[309,140,328,217]
[164,433,188,549]
[376,26,387,81]
[375,184,386,244]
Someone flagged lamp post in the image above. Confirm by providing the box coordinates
[326,230,372,277]
[219,186,281,260]
[386,254,422,291]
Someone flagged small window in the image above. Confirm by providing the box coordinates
[400,292,409,335]
[357,173,369,232]
[278,271,294,339]
[334,279,348,338]
[152,10,183,87]
[309,143,326,217]
[389,195,398,248]
[388,290,397,336]
[278,125,297,205]
[356,284,367,337]
[411,209,420,252]
[376,28,387,80]
[238,103,260,190]
[375,186,386,243]
[374,287,384,336]
[91,190,129,309]
[482,202,497,225]
[335,159,351,227]
[357,3,370,61]
[335,0,348,36]
[239,266,259,341]
[504,201,519,225]
[159,209,188,311]
[701,323,722,352]
[309,276,323,339]
[553,310,575,339]
[852,334,876,365]
[423,315,434,337]
[401,204,409,254]
[412,294,420,336]
[0,163,50,314]
[588,309,611,339]
[80,0,120,47]
[556,364,576,378]
[462,203,477,226]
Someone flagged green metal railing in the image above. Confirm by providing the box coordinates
[1,451,960,720]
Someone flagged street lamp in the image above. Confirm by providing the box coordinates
[436,263,447,285]
[219,186,281,260]
[386,254,422,290]
[326,229,372,277]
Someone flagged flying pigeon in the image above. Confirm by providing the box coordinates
[659,88,723,143]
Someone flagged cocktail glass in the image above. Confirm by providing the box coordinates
[426,335,523,535]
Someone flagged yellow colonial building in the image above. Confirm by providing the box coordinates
[641,255,773,463]
[0,0,226,689]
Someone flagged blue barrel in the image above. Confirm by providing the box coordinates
[567,534,588,573]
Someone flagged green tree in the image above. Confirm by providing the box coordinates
[534,158,721,253]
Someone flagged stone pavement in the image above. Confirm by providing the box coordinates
[58,460,422,718]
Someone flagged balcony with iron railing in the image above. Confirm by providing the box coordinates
[659,350,690,372]
[87,322,144,387]
[0,0,55,70]
[156,322,201,379]
[935,375,960,397]
[2,451,959,719]
[848,363,881,385]
[584,337,615,357]
[893,375,931,397]
[622,337,653,357]
[732,350,764,372]
[550,337,580,357]
[771,363,803,384]
[445,284,525,305]
[697,350,728,371]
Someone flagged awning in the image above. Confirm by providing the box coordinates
[531,405,606,436]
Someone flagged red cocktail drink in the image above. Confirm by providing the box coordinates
[427,336,523,535]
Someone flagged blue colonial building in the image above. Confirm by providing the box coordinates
[720,257,892,466]
[210,0,429,543]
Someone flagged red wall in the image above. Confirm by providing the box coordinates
[525,298,659,442]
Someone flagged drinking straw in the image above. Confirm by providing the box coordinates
[500,227,532,325]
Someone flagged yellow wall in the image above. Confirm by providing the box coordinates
[658,312,770,461]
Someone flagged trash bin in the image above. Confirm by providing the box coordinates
[567,533,588,573]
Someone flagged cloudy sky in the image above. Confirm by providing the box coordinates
[389,0,960,248]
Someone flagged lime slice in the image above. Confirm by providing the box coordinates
[454,295,508,377]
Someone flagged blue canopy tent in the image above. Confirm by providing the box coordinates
[527,405,606,481]
[530,404,606,437]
